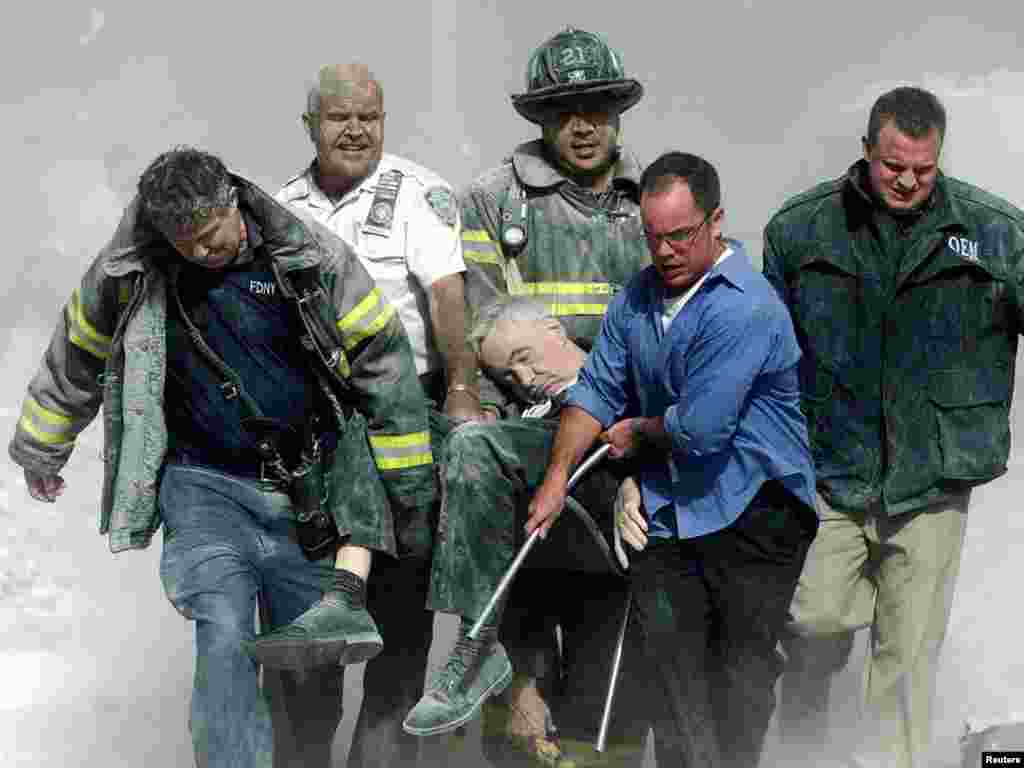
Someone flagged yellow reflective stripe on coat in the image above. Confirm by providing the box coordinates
[509,281,614,316]
[18,396,75,446]
[334,348,351,379]
[66,289,112,360]
[461,229,503,266]
[336,288,397,351]
[368,431,433,470]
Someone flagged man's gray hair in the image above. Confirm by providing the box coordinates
[468,295,555,356]
[304,63,384,117]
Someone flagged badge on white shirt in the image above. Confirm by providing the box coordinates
[362,169,403,238]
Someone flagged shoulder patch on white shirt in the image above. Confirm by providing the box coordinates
[425,185,457,227]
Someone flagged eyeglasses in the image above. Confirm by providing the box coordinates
[646,210,714,248]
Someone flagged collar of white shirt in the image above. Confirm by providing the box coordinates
[662,245,733,327]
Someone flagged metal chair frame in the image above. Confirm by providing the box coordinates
[469,444,632,752]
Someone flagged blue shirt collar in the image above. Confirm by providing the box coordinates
[709,238,750,290]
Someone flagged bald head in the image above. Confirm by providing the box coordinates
[303,62,387,195]
[307,63,383,114]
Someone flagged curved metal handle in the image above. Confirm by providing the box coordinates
[468,443,612,639]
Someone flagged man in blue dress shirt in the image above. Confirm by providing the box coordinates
[528,151,819,767]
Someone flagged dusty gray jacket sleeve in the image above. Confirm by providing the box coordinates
[9,222,131,475]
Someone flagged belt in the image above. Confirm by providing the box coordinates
[754,479,795,507]
[168,452,290,486]
[754,479,819,536]
[169,437,338,486]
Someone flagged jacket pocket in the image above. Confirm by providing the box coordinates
[929,367,1011,480]
[791,260,860,369]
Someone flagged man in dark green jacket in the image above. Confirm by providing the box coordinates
[763,86,1024,768]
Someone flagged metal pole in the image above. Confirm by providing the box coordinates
[468,444,612,639]
[595,591,632,752]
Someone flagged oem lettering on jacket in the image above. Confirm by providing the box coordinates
[947,235,979,261]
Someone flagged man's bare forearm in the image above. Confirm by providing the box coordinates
[548,406,604,483]
[526,405,605,536]
[429,272,477,388]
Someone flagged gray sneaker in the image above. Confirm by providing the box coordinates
[403,636,513,736]
[244,591,382,671]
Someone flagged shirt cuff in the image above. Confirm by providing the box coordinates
[421,264,468,287]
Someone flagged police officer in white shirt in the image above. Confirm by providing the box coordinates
[272,62,483,768]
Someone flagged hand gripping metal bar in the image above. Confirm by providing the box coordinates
[468,442,613,640]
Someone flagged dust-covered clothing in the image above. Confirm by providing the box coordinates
[8,174,435,768]
[162,215,335,467]
[566,239,817,537]
[444,140,652,760]
[459,139,650,414]
[428,412,655,754]
[565,237,817,766]
[763,161,1024,516]
[278,155,465,767]
[765,161,1024,768]
[9,176,435,552]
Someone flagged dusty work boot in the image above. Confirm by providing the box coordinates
[403,620,513,736]
[244,570,382,670]
[482,673,577,767]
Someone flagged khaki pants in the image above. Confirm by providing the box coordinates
[779,491,968,768]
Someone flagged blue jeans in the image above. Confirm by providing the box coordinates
[158,462,343,768]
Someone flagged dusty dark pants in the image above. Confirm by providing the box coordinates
[346,554,435,768]
[346,400,453,767]
[629,481,816,768]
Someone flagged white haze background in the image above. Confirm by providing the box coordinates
[2,2,1023,765]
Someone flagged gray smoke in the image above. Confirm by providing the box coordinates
[3,3,1024,766]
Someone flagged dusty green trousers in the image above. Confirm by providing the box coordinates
[427,417,621,619]
[780,491,969,768]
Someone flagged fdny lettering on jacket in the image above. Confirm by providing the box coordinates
[250,280,276,296]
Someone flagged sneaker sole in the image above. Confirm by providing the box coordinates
[402,661,514,737]
[247,631,383,671]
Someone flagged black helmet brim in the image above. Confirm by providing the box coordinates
[510,79,644,125]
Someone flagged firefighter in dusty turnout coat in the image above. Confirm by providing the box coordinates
[404,27,654,767]
[9,147,435,768]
